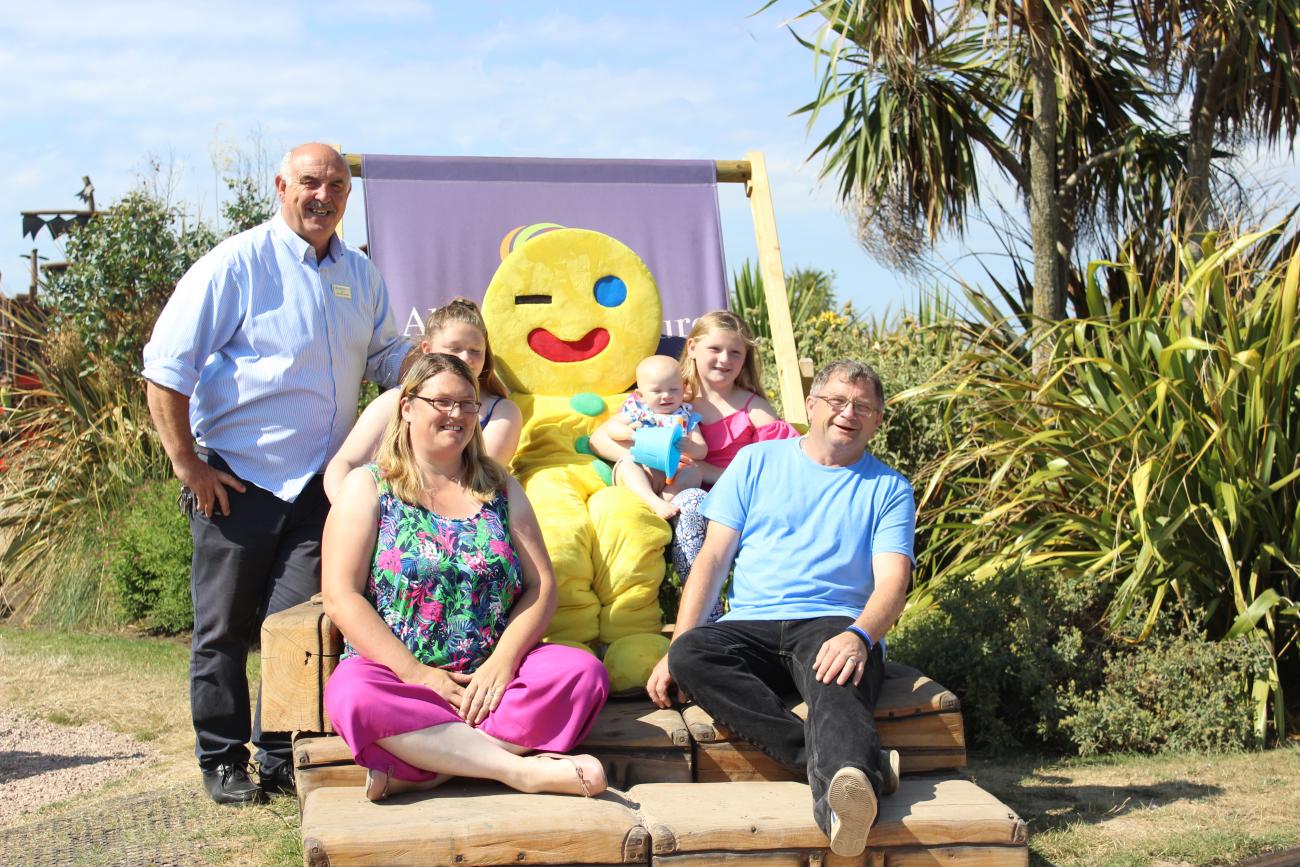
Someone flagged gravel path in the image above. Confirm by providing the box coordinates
[0,708,158,826]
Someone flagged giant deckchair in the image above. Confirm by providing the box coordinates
[262,152,1028,866]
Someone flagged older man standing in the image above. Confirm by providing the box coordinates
[143,143,411,804]
[647,359,914,858]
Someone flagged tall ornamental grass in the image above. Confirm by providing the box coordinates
[0,303,170,622]
[908,227,1300,742]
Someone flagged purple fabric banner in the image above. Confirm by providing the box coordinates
[361,155,728,343]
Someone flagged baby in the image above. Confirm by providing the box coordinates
[590,355,707,520]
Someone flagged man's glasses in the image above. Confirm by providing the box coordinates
[810,394,880,416]
[410,395,482,415]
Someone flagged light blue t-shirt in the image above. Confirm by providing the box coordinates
[142,213,409,502]
[702,438,915,621]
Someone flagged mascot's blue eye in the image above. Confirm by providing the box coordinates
[593,275,627,308]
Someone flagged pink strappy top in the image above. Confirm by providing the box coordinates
[699,393,799,469]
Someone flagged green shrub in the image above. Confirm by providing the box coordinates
[890,568,1109,752]
[1,174,265,627]
[109,478,193,633]
[0,305,172,620]
[1063,634,1271,755]
[44,190,218,371]
[911,228,1300,741]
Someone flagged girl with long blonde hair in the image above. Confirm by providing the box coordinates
[325,298,522,502]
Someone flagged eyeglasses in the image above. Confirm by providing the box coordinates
[410,395,482,415]
[810,394,880,416]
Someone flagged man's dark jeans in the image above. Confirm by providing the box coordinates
[669,616,886,834]
[188,451,327,775]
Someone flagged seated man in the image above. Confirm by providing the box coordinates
[646,359,914,858]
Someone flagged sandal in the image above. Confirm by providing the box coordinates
[365,766,394,802]
[535,752,607,797]
[365,765,452,802]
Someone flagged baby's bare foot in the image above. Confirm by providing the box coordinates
[650,498,680,520]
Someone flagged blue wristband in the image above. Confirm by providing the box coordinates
[845,625,873,652]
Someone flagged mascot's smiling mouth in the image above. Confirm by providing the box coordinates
[528,328,610,363]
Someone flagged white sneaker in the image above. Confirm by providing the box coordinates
[880,748,900,796]
[827,766,878,857]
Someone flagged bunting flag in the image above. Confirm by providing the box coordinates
[361,156,729,344]
[21,214,43,240]
[21,211,92,241]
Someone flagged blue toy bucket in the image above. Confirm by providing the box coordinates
[629,424,684,477]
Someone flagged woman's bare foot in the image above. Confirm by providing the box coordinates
[526,753,608,797]
[365,766,452,802]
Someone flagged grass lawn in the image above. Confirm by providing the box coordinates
[0,627,300,866]
[1,625,1296,866]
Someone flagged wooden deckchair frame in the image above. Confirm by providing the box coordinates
[342,151,807,425]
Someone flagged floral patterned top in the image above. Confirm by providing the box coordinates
[342,465,523,672]
[621,394,701,431]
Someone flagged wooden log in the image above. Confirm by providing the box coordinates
[291,700,696,808]
[297,762,364,807]
[681,663,966,778]
[578,701,695,788]
[260,596,340,734]
[294,733,353,766]
[269,599,967,796]
[651,846,1027,865]
[585,699,693,749]
[691,742,967,785]
[298,775,1025,866]
[629,778,1026,860]
[301,782,651,865]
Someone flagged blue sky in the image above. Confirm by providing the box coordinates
[0,1,937,315]
[4,2,1297,316]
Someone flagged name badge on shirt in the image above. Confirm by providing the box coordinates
[332,283,352,300]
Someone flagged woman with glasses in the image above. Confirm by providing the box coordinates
[322,353,609,801]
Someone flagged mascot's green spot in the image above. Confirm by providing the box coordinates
[575,435,593,455]
[591,459,613,487]
[570,393,606,417]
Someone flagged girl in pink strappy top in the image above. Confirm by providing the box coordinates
[680,311,799,485]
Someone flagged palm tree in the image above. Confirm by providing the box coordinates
[777,1,1181,371]
[1129,0,1300,234]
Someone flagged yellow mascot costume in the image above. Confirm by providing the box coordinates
[481,224,671,692]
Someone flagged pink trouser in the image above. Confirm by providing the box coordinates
[324,644,609,782]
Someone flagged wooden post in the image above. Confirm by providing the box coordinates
[743,150,806,425]
[28,249,38,301]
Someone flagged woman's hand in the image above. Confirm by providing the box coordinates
[457,653,516,727]
[404,664,468,710]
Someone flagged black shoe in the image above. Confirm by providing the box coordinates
[259,762,296,798]
[201,763,266,805]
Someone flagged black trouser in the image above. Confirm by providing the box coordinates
[187,451,327,773]
[668,617,886,834]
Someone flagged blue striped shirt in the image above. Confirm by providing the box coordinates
[142,213,410,501]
